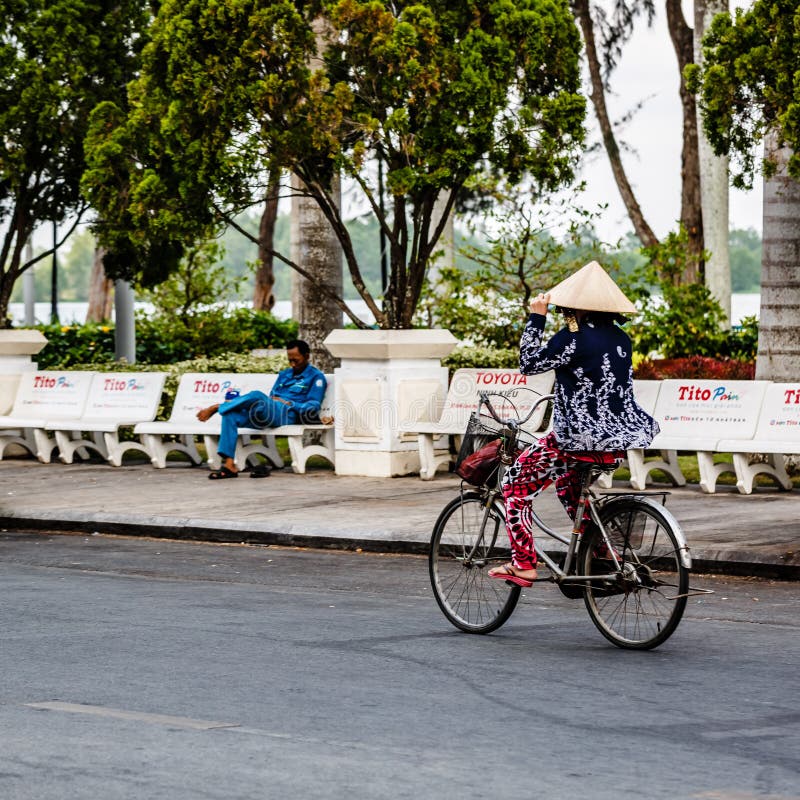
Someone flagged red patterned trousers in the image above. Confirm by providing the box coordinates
[501,432,622,571]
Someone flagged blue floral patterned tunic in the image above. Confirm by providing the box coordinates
[520,313,659,451]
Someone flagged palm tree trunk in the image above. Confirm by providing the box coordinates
[756,134,800,380]
[290,174,343,372]
[694,0,731,323]
[666,0,704,284]
[287,17,343,370]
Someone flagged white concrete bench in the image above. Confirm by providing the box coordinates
[398,368,555,480]
[45,372,167,466]
[714,382,799,493]
[235,377,335,474]
[134,373,284,469]
[0,371,95,462]
[626,379,771,493]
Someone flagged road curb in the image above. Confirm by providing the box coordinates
[0,514,430,556]
[2,512,798,580]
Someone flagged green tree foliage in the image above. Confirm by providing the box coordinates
[686,0,800,186]
[627,227,757,361]
[220,209,484,302]
[417,200,627,349]
[34,311,298,367]
[82,0,586,329]
[687,0,800,381]
[0,0,148,325]
[132,239,296,362]
[138,240,245,322]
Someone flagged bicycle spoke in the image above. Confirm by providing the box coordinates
[582,499,689,649]
[430,493,520,634]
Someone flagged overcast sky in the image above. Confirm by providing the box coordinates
[574,1,762,244]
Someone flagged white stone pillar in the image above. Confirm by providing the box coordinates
[114,279,136,363]
[0,330,47,415]
[324,329,458,476]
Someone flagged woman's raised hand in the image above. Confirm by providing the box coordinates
[529,292,550,316]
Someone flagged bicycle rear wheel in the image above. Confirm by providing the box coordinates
[579,498,689,650]
[429,492,520,634]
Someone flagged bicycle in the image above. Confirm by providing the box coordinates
[429,391,702,650]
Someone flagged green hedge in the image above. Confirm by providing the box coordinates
[32,309,298,368]
[442,345,518,373]
[67,353,289,421]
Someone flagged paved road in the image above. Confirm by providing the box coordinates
[1,532,799,800]
[3,459,799,577]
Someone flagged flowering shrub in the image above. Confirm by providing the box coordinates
[34,322,117,367]
[634,356,755,380]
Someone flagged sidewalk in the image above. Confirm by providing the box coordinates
[1,459,799,579]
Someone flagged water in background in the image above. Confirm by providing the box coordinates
[7,299,375,327]
[8,294,761,328]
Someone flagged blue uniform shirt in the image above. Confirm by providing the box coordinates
[270,364,327,423]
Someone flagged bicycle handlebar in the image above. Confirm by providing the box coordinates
[479,390,554,428]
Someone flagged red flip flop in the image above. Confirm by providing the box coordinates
[488,563,535,588]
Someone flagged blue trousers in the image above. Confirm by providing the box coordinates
[217,391,293,460]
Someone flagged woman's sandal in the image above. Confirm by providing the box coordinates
[488,562,536,588]
[208,466,239,480]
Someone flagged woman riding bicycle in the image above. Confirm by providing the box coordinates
[488,261,660,588]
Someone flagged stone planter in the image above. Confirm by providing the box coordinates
[0,330,47,415]
[323,329,458,477]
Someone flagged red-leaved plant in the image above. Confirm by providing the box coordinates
[634,357,755,380]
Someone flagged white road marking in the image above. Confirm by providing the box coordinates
[25,701,240,731]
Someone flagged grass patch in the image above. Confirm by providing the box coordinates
[614,453,800,489]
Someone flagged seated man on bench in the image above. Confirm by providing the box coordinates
[197,339,327,479]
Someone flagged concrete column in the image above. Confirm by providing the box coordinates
[324,329,458,476]
[114,280,136,363]
[23,242,35,326]
[0,330,47,415]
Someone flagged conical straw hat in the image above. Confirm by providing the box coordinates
[547,261,636,314]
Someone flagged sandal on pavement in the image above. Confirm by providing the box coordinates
[249,464,271,479]
[208,466,238,480]
[488,562,536,588]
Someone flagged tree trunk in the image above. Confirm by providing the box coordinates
[290,174,343,373]
[665,0,704,284]
[286,16,344,371]
[694,0,731,323]
[755,135,800,381]
[425,191,455,295]
[0,273,14,329]
[86,246,114,322]
[0,209,28,328]
[573,0,658,249]
[253,169,280,311]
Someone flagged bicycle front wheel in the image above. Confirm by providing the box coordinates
[429,492,520,634]
[579,498,689,650]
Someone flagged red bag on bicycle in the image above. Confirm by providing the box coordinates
[456,439,503,485]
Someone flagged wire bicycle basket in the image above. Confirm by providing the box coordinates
[455,410,516,487]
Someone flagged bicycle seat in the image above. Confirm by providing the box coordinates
[574,460,618,475]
